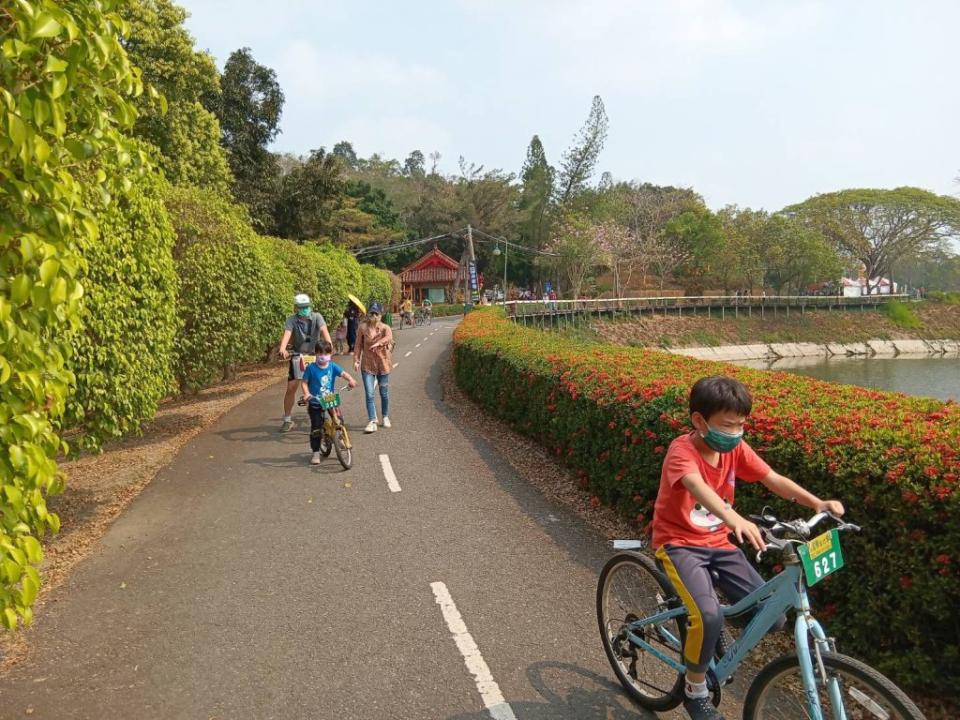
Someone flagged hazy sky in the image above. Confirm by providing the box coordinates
[177,0,959,211]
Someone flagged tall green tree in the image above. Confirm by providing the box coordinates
[786,188,960,294]
[555,95,608,207]
[518,135,554,250]
[215,47,284,231]
[403,150,425,177]
[274,148,344,240]
[332,141,358,168]
[120,0,232,192]
[661,208,724,293]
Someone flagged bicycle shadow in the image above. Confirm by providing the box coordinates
[445,661,654,720]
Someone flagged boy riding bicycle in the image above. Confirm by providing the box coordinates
[652,375,843,720]
[300,340,357,465]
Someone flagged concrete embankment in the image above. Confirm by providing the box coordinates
[673,338,960,362]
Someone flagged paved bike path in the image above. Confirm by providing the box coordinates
[0,321,659,720]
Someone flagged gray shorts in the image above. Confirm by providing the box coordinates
[287,355,306,381]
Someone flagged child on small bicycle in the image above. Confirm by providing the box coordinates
[300,340,357,465]
[651,375,844,720]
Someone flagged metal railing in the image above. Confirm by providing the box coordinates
[505,294,911,330]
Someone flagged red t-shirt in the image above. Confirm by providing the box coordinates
[651,432,771,550]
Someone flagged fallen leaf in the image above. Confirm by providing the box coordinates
[119,582,126,589]
[343,482,352,488]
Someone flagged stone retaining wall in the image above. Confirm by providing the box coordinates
[673,338,960,361]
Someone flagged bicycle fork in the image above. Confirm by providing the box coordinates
[795,590,846,720]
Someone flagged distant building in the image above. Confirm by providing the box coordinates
[840,276,898,297]
[398,246,480,304]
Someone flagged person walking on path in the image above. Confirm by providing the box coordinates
[300,340,357,465]
[278,294,331,432]
[345,299,362,353]
[353,302,393,434]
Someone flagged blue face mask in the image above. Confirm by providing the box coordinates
[297,307,311,317]
[701,426,744,453]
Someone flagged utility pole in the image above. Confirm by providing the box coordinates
[466,224,477,309]
[503,238,508,304]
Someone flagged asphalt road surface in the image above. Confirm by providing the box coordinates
[0,320,665,720]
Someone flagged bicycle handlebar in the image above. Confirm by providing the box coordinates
[298,382,355,405]
[732,509,861,562]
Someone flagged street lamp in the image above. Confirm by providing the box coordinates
[492,241,507,303]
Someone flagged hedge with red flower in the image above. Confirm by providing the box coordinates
[454,309,960,694]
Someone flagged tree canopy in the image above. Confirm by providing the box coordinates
[786,188,960,293]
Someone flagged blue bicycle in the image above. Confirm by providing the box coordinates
[597,511,926,719]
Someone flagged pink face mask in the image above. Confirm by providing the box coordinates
[316,354,332,366]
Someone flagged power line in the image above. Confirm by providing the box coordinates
[352,229,466,258]
[352,226,558,259]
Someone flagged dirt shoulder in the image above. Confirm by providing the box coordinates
[594,302,960,348]
[0,364,285,669]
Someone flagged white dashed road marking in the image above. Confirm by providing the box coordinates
[393,363,399,368]
[430,582,517,720]
[379,454,401,493]
[405,351,413,358]
[416,343,422,348]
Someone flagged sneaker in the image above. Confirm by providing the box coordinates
[280,419,293,433]
[310,452,321,465]
[683,695,725,720]
[364,420,378,433]
[382,416,392,428]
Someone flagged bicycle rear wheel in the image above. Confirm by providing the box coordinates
[744,651,926,720]
[333,426,352,470]
[597,552,686,711]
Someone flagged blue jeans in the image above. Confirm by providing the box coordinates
[362,371,390,420]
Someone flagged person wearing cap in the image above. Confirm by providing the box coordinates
[278,293,331,432]
[353,302,393,433]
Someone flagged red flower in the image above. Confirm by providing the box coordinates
[902,490,919,505]
[608,421,617,430]
[899,575,913,589]
[654,445,665,455]
[590,496,601,508]
[936,554,951,565]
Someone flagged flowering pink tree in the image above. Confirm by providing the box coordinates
[542,217,603,298]
[594,222,641,299]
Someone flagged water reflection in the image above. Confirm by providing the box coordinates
[736,356,959,402]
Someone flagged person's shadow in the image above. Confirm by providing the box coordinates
[445,661,654,720]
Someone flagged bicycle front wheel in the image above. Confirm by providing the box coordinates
[597,552,685,711]
[744,651,926,720]
[333,426,352,470]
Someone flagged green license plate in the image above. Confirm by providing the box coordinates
[318,393,341,410]
[798,529,844,586]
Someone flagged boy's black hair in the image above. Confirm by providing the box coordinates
[315,339,333,354]
[689,375,752,419]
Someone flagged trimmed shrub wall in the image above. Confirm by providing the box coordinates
[165,186,292,391]
[360,263,392,310]
[67,168,179,451]
[453,309,960,694]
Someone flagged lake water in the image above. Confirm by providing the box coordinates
[736,356,960,402]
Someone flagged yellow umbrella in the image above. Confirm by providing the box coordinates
[347,294,367,315]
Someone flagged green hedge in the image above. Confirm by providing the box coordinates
[360,264,392,310]
[430,303,465,317]
[66,166,179,452]
[454,309,960,695]
[165,186,293,391]
[0,0,149,627]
